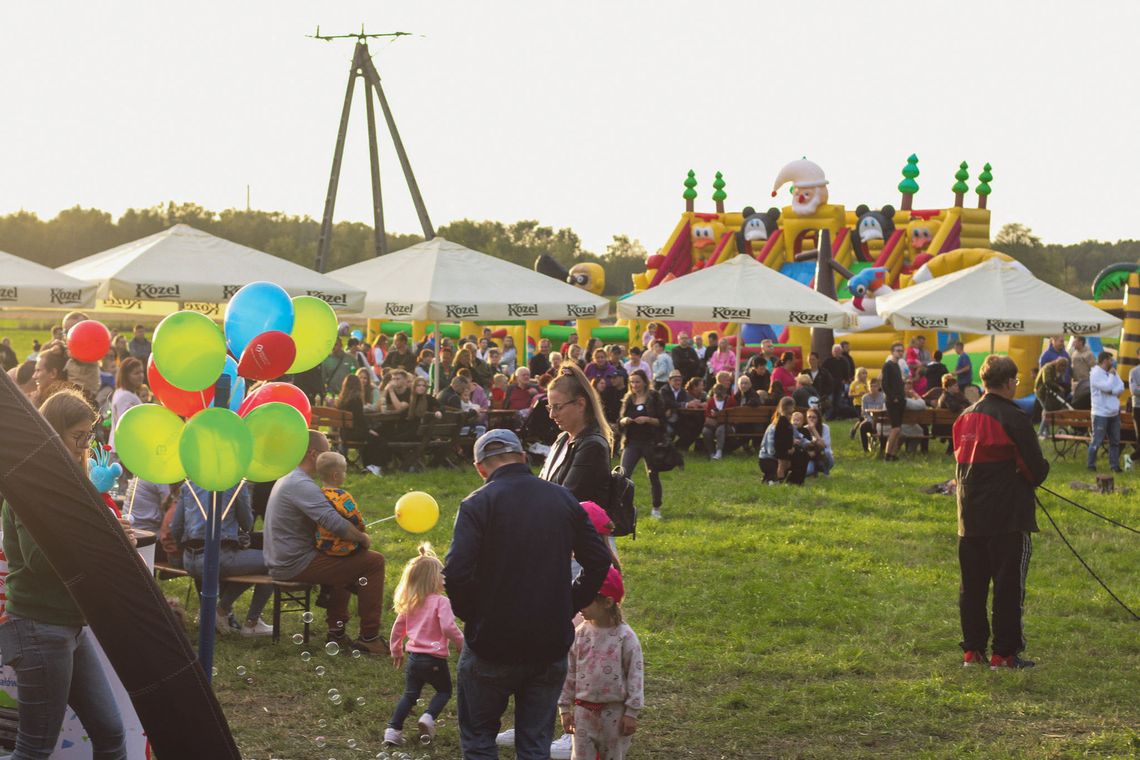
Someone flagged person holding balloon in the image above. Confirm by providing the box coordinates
[264,431,388,655]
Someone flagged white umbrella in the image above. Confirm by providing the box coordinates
[617,254,855,328]
[325,237,610,321]
[0,250,97,308]
[59,224,365,312]
[877,258,1120,337]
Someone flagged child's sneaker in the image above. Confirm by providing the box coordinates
[383,728,404,746]
[495,728,515,747]
[962,650,986,667]
[990,654,1035,670]
[417,713,436,744]
[240,618,274,638]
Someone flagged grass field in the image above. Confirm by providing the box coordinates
[157,421,1140,760]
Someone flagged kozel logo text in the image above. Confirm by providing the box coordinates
[50,289,83,305]
[445,305,479,319]
[566,304,597,318]
[1062,322,1100,334]
[385,302,413,317]
[0,287,17,301]
[307,290,348,306]
[712,307,751,320]
[985,319,1025,332]
[222,285,243,299]
[135,284,180,299]
[635,306,674,318]
[507,303,539,317]
[909,317,948,328]
[787,311,828,324]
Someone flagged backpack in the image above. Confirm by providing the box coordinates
[605,465,637,539]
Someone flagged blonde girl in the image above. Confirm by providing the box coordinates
[385,544,464,747]
[849,367,869,409]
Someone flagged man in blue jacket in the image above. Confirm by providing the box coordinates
[446,429,612,760]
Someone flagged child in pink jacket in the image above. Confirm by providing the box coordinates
[384,544,464,747]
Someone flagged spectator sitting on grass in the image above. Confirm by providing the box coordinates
[758,396,808,485]
[802,407,833,476]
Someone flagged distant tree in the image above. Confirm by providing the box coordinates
[976,162,993,209]
[994,223,1041,248]
[897,154,920,211]
[683,170,698,213]
[712,171,727,214]
[952,161,970,207]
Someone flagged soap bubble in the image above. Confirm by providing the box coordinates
[244,676,255,685]
[419,734,432,745]
[315,736,327,747]
[331,695,342,705]
[358,577,368,586]
[315,665,326,676]
[293,633,304,645]
[327,688,340,698]
[346,739,358,749]
[302,611,315,623]
[301,651,312,662]
[325,641,341,656]
[355,696,366,706]
[351,649,362,659]
[317,719,328,729]
[210,667,218,677]
[235,666,247,676]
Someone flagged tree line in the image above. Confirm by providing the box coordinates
[0,203,649,296]
[992,223,1140,299]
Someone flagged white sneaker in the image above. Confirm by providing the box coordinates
[711,449,722,460]
[239,618,274,637]
[650,508,662,520]
[550,733,573,759]
[365,464,382,477]
[495,728,515,747]
[417,712,436,744]
[383,727,404,746]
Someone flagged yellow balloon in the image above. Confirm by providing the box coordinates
[394,491,439,534]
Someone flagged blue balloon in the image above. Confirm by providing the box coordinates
[212,355,247,412]
[224,281,295,358]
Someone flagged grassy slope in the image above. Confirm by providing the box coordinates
[185,423,1138,760]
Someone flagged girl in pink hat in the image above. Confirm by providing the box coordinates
[558,567,644,759]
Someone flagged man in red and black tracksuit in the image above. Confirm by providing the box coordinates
[952,355,1049,670]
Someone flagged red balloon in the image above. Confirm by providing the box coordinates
[237,381,311,424]
[237,331,297,381]
[148,356,214,418]
[67,320,112,363]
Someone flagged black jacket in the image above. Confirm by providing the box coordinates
[444,463,611,664]
[953,394,1049,537]
[881,359,904,402]
[671,346,702,381]
[821,356,851,385]
[539,424,612,507]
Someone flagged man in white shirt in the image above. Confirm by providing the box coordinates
[1088,351,1124,472]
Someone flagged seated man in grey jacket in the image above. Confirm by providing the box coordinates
[264,430,386,654]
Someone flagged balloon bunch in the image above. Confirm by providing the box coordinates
[115,282,339,491]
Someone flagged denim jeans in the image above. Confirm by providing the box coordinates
[183,546,273,620]
[388,653,452,730]
[456,647,568,760]
[1087,414,1121,470]
[0,616,126,760]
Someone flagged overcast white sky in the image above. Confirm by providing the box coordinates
[2,1,1136,255]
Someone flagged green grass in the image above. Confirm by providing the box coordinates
[181,424,1139,759]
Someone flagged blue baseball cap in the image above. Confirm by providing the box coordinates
[473,429,525,463]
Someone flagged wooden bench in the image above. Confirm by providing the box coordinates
[1044,409,1136,460]
[869,407,961,456]
[386,414,464,471]
[311,406,371,467]
[153,562,313,645]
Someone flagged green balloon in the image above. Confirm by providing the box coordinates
[114,404,186,484]
[244,402,309,482]
[287,296,338,374]
[179,407,252,491]
[152,311,227,392]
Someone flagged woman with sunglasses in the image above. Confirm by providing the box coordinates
[1,389,131,759]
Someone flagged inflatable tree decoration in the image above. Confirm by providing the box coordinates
[976,162,993,209]
[897,154,920,211]
[952,161,970,207]
[712,171,727,213]
[683,170,698,212]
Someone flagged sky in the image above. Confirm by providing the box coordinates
[2,1,1138,256]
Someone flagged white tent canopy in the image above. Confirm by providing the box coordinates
[876,258,1121,336]
[617,254,856,329]
[0,250,97,309]
[325,237,610,321]
[59,224,365,312]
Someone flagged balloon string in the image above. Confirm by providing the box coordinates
[366,515,397,528]
[219,479,247,522]
[187,484,208,520]
[125,477,139,517]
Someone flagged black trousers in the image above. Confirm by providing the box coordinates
[757,452,808,485]
[958,532,1032,657]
